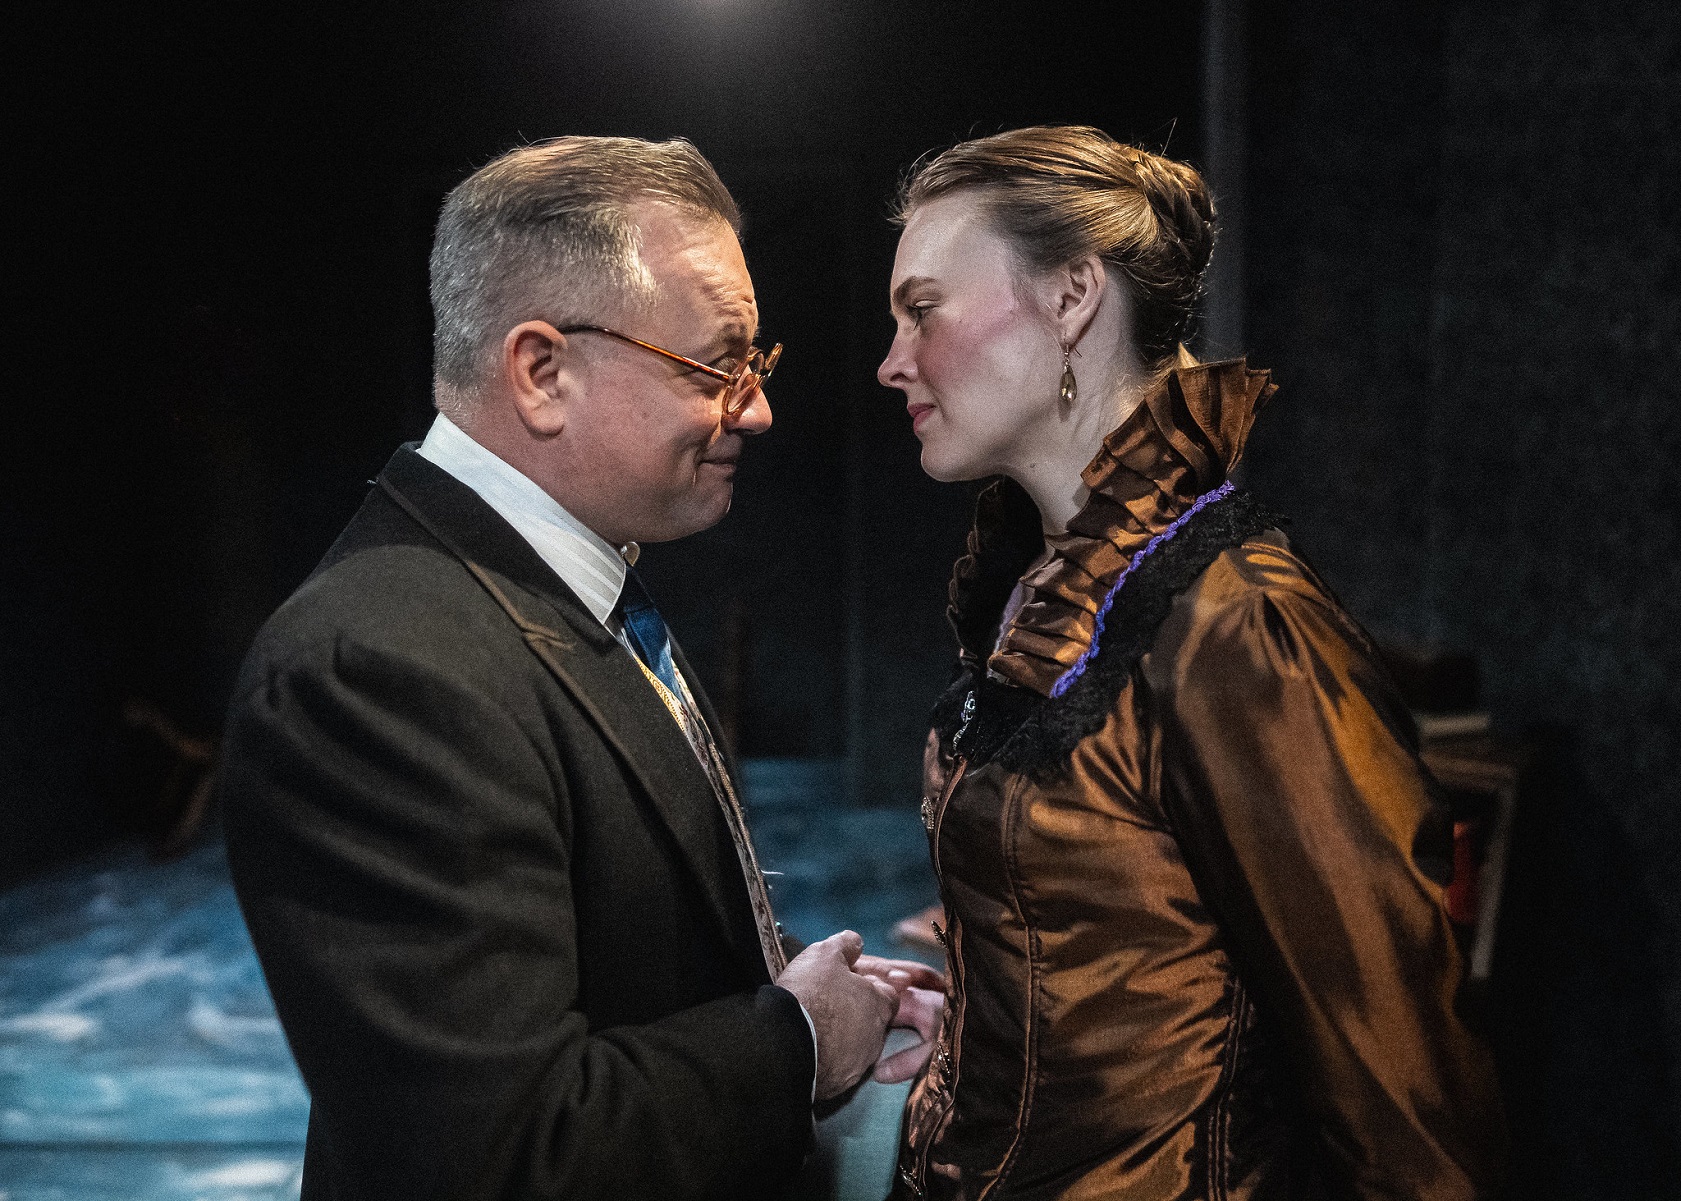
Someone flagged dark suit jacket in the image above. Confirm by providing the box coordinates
[219,446,815,1200]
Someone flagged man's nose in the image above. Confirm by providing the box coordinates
[724,385,773,434]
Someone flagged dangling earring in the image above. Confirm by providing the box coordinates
[1059,344,1078,407]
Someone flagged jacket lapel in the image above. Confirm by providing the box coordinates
[376,447,765,976]
[669,636,738,779]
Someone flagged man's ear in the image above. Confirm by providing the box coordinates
[502,321,576,437]
[1044,253,1108,347]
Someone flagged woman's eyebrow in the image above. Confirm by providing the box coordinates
[892,276,937,309]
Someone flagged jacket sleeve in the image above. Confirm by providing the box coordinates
[1157,579,1505,1199]
[219,631,814,1201]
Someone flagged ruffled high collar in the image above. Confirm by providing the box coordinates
[947,358,1277,696]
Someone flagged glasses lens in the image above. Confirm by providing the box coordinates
[723,344,780,417]
[723,369,757,417]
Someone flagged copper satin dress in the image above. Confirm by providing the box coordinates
[893,361,1504,1200]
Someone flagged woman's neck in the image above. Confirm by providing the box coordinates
[1008,369,1152,534]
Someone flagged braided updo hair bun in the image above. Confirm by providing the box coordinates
[895,125,1217,370]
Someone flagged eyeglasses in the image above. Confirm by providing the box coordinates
[557,324,782,418]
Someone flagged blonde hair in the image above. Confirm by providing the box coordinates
[894,125,1216,370]
[429,136,741,415]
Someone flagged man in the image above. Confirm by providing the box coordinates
[219,136,934,1199]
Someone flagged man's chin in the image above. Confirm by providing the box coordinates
[636,490,734,544]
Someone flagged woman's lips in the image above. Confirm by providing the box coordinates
[908,403,935,433]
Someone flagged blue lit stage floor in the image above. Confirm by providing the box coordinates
[0,760,936,1200]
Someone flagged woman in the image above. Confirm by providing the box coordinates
[875,126,1503,1200]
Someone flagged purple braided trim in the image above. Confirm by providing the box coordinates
[1047,480,1237,699]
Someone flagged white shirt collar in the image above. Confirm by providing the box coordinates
[416,413,628,626]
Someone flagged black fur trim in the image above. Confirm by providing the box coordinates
[935,489,1286,781]
[945,476,1046,665]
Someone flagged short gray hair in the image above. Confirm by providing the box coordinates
[428,136,742,415]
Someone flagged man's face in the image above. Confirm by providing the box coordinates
[562,204,771,545]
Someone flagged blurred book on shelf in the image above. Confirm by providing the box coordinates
[1414,710,1492,740]
[1377,642,1533,988]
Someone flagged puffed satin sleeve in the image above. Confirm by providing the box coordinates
[1155,550,1505,1199]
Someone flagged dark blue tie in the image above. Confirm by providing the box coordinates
[618,570,684,700]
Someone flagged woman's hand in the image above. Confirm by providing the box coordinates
[851,955,947,1085]
[873,986,945,1083]
[852,954,945,994]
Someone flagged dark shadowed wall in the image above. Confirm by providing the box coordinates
[1244,0,1681,1192]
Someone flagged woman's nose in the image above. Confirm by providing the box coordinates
[878,335,915,390]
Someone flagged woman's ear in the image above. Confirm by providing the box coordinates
[1044,253,1108,347]
[502,321,575,437]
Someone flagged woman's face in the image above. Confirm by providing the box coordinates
[878,194,1061,482]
